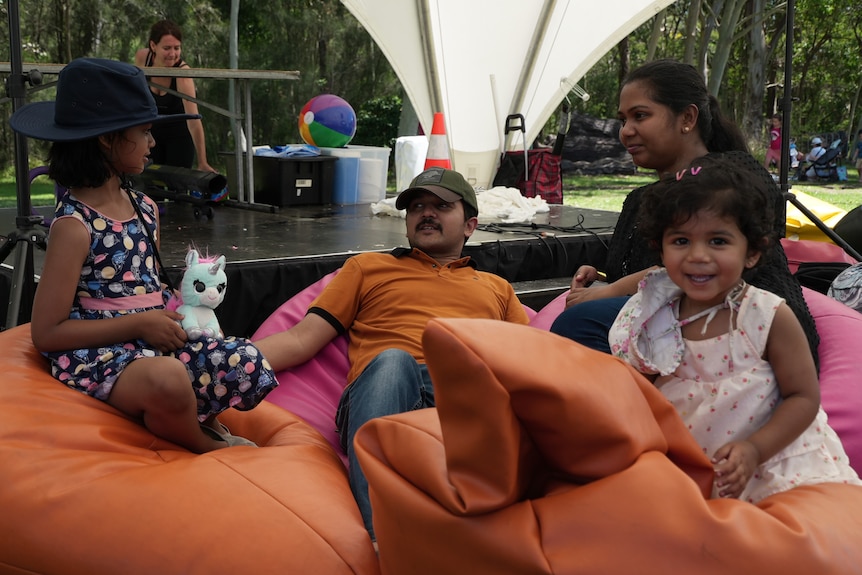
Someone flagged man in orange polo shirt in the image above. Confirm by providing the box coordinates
[257,167,530,544]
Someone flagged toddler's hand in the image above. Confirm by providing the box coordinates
[139,309,187,352]
[712,440,760,499]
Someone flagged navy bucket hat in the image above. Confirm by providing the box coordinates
[9,58,199,142]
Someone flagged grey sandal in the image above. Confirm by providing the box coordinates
[200,422,258,448]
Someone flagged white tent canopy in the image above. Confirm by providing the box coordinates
[341,0,677,188]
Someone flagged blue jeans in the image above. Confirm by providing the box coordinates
[335,348,435,541]
[549,296,631,354]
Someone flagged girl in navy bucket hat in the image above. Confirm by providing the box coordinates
[10,58,277,452]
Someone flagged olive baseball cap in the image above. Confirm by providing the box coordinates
[395,167,478,214]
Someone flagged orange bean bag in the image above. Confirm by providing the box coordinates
[356,318,862,574]
[0,324,379,575]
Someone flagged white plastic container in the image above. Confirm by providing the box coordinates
[358,159,385,203]
[320,145,391,203]
[395,136,429,191]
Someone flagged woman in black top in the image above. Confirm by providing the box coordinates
[134,19,214,172]
[550,59,819,366]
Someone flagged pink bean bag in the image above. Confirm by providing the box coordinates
[780,237,858,274]
[253,271,350,463]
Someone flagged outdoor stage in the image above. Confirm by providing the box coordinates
[1,199,618,337]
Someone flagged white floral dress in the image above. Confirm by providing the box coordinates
[610,268,860,502]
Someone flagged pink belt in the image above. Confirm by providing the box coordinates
[79,292,164,311]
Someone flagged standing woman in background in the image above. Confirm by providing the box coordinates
[135,19,215,173]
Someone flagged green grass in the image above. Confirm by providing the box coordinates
[562,171,862,213]
[0,179,57,209]
[563,174,654,212]
[3,169,862,213]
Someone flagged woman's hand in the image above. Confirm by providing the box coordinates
[564,284,611,308]
[564,265,607,308]
[712,440,760,499]
[197,160,217,173]
[138,309,188,352]
[571,265,600,289]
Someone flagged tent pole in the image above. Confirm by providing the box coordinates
[417,0,443,123]
[506,0,557,151]
[778,0,793,212]
[490,74,505,157]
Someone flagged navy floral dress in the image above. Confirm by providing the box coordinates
[45,189,278,420]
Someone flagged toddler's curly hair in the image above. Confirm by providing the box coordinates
[638,151,777,265]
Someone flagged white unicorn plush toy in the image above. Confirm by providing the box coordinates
[176,249,227,339]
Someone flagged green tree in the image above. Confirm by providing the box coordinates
[206,0,400,163]
[574,0,861,158]
[3,0,861,174]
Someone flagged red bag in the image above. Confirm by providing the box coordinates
[519,149,562,204]
[492,113,564,204]
[493,149,562,204]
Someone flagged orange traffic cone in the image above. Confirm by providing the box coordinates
[424,112,452,170]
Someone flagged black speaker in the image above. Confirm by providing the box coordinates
[133,164,227,199]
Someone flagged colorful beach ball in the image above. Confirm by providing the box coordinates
[298,94,357,148]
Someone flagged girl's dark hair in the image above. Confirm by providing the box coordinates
[623,59,748,154]
[48,132,122,188]
[148,19,183,45]
[638,152,775,261]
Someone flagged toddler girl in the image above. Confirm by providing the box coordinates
[609,153,860,501]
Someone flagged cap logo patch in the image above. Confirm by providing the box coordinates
[412,167,445,185]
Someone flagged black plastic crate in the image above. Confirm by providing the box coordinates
[220,153,337,207]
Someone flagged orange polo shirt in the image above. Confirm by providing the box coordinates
[309,248,529,384]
